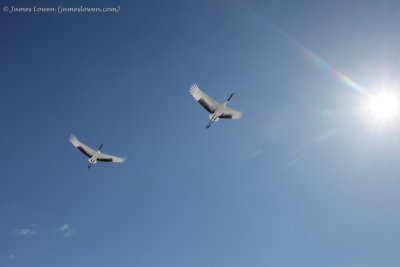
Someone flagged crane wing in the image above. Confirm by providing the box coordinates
[220,108,242,119]
[97,153,126,163]
[189,84,219,113]
[69,135,95,158]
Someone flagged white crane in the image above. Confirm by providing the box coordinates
[189,84,242,128]
[69,135,125,168]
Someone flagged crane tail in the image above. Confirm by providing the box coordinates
[209,114,219,122]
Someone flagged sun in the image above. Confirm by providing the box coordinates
[366,91,400,120]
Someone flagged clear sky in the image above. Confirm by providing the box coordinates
[1,0,400,266]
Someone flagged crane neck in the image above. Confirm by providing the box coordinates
[226,93,235,102]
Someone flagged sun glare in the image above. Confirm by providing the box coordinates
[366,92,400,120]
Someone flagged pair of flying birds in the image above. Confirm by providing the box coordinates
[70,84,242,168]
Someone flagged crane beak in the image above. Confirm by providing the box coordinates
[99,144,103,150]
[227,93,235,102]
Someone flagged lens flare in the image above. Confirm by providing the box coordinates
[239,4,365,94]
[302,49,364,93]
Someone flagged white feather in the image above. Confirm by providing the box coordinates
[189,84,219,113]
[69,135,95,157]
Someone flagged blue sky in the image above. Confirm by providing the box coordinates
[1,0,400,266]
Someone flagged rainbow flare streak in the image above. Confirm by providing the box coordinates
[302,48,364,93]
[240,3,364,94]
[275,25,365,94]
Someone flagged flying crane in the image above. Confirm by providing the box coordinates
[69,135,125,168]
[189,84,242,128]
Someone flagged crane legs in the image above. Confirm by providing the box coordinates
[206,119,215,128]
